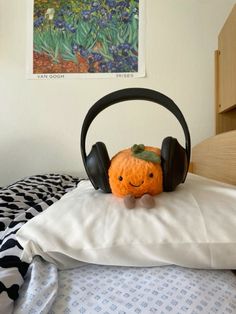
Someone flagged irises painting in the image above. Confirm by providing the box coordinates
[31,0,144,77]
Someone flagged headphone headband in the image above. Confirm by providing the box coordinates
[81,88,191,171]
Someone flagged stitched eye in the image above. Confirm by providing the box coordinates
[149,173,154,178]
[118,176,123,181]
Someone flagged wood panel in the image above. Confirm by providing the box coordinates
[191,130,236,185]
[215,50,236,134]
[218,4,236,113]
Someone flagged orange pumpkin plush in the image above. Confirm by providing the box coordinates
[108,144,163,209]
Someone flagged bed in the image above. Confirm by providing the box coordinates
[0,130,235,314]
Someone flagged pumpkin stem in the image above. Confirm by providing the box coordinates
[131,144,145,154]
[131,144,161,163]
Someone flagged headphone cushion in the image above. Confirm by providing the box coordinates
[161,137,187,191]
[86,142,111,193]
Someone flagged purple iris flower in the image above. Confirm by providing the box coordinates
[121,11,130,23]
[79,47,89,58]
[81,10,91,21]
[91,52,103,62]
[54,19,66,30]
[106,0,116,8]
[34,16,44,28]
[72,43,79,53]
[116,1,130,8]
[66,23,76,33]
[99,62,108,72]
[118,43,131,56]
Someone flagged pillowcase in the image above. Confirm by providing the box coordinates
[16,174,236,270]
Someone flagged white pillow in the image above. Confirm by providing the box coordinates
[16,174,236,270]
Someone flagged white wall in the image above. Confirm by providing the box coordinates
[0,0,235,186]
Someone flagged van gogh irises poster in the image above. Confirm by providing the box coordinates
[28,0,145,79]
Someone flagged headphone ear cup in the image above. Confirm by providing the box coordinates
[86,142,111,193]
[161,137,188,192]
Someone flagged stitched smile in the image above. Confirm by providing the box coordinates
[129,181,144,188]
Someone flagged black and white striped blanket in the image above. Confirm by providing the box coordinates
[0,174,80,314]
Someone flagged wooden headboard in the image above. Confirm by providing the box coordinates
[191,130,236,185]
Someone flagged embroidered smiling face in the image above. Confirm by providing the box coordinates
[108,145,163,198]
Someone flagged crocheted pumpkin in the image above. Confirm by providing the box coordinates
[108,144,163,198]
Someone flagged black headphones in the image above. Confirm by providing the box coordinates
[81,88,191,193]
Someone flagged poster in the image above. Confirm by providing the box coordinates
[27,0,145,79]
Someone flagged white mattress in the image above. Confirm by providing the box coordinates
[14,256,236,314]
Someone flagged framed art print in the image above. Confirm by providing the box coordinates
[27,0,145,79]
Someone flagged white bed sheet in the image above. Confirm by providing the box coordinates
[14,257,236,314]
